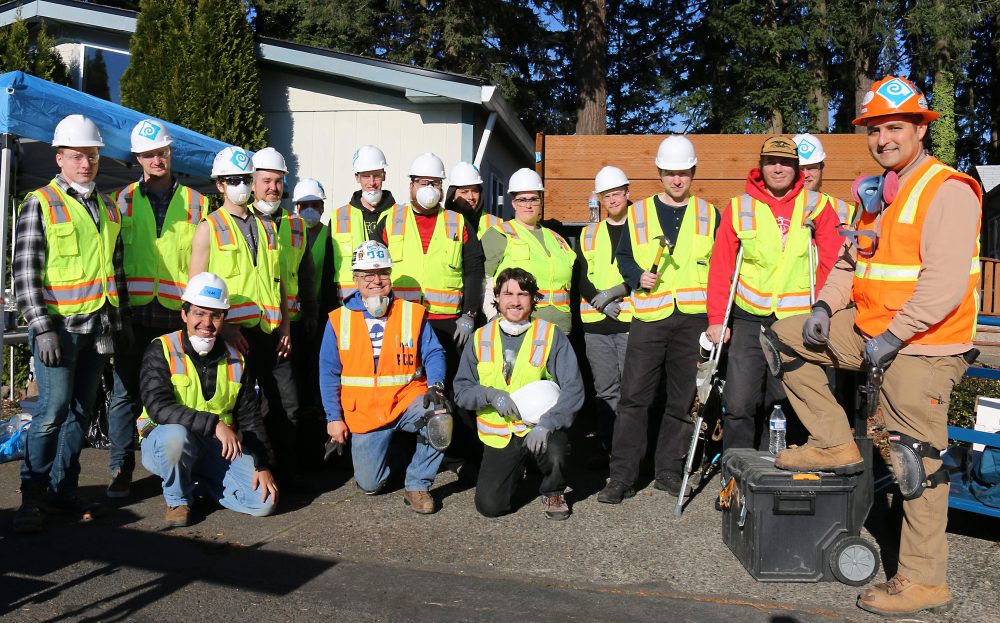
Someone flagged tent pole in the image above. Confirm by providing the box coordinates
[0,134,13,398]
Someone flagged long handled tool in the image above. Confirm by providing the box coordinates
[806,220,817,304]
[674,248,744,517]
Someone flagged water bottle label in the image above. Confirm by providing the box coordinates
[769,420,786,430]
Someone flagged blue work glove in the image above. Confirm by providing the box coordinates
[35,330,62,367]
[802,303,831,347]
[590,283,629,315]
[453,314,475,348]
[485,387,520,420]
[524,425,551,455]
[864,330,903,369]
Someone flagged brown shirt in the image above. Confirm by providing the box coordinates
[819,152,981,356]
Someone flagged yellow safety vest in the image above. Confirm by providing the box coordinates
[474,318,555,449]
[382,204,465,315]
[136,330,244,440]
[478,212,503,239]
[112,182,206,309]
[30,181,120,317]
[579,220,633,323]
[277,212,307,322]
[828,196,857,227]
[204,208,282,331]
[330,203,387,301]
[493,220,576,313]
[625,196,716,321]
[731,190,827,319]
[309,223,331,300]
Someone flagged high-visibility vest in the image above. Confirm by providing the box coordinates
[329,299,427,433]
[309,223,331,300]
[112,182,206,309]
[731,189,828,319]
[30,181,120,317]
[478,212,503,239]
[474,318,555,449]
[136,330,244,440]
[330,203,390,302]
[579,220,633,323]
[382,204,465,315]
[278,211,308,322]
[624,196,716,322]
[204,208,282,332]
[828,196,857,227]
[853,157,982,345]
[493,220,576,313]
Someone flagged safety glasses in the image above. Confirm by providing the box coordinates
[221,175,253,186]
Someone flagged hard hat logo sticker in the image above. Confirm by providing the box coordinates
[200,286,222,298]
[875,78,915,108]
[137,121,160,139]
[797,140,816,158]
[230,150,250,171]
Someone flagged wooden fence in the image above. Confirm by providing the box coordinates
[981,258,1000,316]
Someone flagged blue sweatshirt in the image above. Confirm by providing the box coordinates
[319,292,446,423]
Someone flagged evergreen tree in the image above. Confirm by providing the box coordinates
[120,0,192,122]
[82,49,111,101]
[0,12,70,84]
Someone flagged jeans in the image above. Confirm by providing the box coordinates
[583,332,629,450]
[349,397,444,492]
[22,326,109,495]
[140,423,277,517]
[108,324,167,475]
[475,430,570,518]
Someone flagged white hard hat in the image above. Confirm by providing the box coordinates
[352,240,393,271]
[450,161,483,186]
[353,145,388,173]
[507,168,544,194]
[211,146,255,178]
[52,114,104,148]
[130,119,172,153]
[792,133,826,166]
[409,152,446,179]
[182,272,230,310]
[655,135,697,171]
[251,147,288,173]
[293,178,326,203]
[510,380,561,426]
[594,166,630,193]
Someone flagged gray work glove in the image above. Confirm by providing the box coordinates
[602,298,623,320]
[802,303,831,347]
[453,314,475,348]
[524,425,551,455]
[864,330,903,369]
[590,283,629,314]
[485,387,520,420]
[35,330,61,367]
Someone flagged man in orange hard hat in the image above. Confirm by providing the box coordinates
[770,75,982,617]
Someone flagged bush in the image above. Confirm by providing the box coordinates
[949,376,1000,429]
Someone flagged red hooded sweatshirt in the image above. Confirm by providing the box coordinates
[706,169,841,325]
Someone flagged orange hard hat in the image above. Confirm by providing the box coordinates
[852,76,939,125]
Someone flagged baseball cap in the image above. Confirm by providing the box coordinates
[760,136,798,159]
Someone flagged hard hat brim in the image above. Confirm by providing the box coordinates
[852,110,939,126]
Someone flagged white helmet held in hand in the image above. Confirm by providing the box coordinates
[293,178,326,203]
[53,114,104,148]
[352,240,393,271]
[409,153,446,179]
[594,166,629,193]
[130,119,173,153]
[450,161,483,186]
[353,145,389,173]
[182,272,230,310]
[251,147,288,173]
[507,168,544,194]
[211,146,254,178]
[655,135,697,171]
[510,380,561,426]
[792,133,826,166]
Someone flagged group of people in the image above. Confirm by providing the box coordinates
[9,73,981,618]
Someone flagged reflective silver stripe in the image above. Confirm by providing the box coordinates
[477,419,510,436]
[899,164,949,224]
[165,331,188,376]
[675,289,707,303]
[38,186,71,224]
[738,195,754,231]
[226,343,243,380]
[338,309,352,350]
[632,293,672,310]
[188,188,205,224]
[539,291,570,305]
[424,290,462,306]
[835,198,851,225]
[44,279,105,305]
[776,294,811,309]
[378,374,417,385]
[342,374,414,387]
[530,320,550,367]
[226,303,260,322]
[126,279,155,296]
[633,199,649,245]
[392,206,406,236]
[855,261,921,281]
[582,223,598,252]
[262,306,282,325]
[695,198,710,236]
[805,190,821,219]
[117,184,136,217]
[444,209,460,240]
[401,301,414,346]
[478,325,495,363]
[157,281,185,300]
[342,376,375,387]
[336,207,352,234]
[501,221,518,238]
[286,298,302,313]
[261,219,277,250]
[736,281,771,309]
[394,288,422,302]
[337,284,358,300]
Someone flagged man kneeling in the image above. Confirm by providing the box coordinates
[139,273,278,527]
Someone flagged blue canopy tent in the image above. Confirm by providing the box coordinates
[0,70,231,372]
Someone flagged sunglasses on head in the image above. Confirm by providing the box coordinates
[221,175,253,186]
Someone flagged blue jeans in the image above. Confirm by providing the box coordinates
[140,424,277,517]
[350,397,443,492]
[108,324,165,475]
[22,327,109,495]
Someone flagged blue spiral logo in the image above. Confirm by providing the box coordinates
[876,78,915,108]
[137,120,160,140]
[797,139,816,159]
[230,149,250,171]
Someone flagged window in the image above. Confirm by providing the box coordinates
[490,173,505,219]
[82,46,130,103]
[989,215,1000,259]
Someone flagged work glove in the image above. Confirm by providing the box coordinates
[864,330,903,369]
[453,314,475,348]
[484,387,520,420]
[524,425,551,455]
[602,298,622,320]
[35,330,61,367]
[116,322,135,354]
[590,283,629,315]
[802,303,831,347]
[423,382,450,411]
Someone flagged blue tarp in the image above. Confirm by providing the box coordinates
[0,70,229,177]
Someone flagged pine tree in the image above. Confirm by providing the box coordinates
[0,12,70,84]
[120,0,192,121]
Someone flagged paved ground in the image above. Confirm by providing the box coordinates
[1,448,997,622]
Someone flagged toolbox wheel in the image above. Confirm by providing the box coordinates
[830,536,880,586]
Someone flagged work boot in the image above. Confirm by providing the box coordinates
[403,490,436,514]
[541,494,570,520]
[857,575,952,616]
[106,468,132,499]
[774,441,864,475]
[13,482,46,534]
[44,491,103,522]
[597,479,635,504]
[653,472,686,497]
[164,504,191,528]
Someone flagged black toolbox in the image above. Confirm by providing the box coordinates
[719,446,879,585]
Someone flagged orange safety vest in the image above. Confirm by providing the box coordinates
[329,299,428,433]
[853,157,982,345]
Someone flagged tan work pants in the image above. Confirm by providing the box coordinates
[772,307,968,585]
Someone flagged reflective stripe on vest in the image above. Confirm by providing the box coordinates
[494,220,575,315]
[579,221,633,323]
[331,204,375,302]
[383,204,464,315]
[279,212,308,322]
[478,212,503,239]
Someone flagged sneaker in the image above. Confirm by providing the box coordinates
[857,575,952,616]
[107,468,132,499]
[541,494,570,520]
[44,492,103,522]
[597,479,635,504]
[653,472,686,497]
[403,489,436,514]
[12,482,46,534]
[164,504,191,528]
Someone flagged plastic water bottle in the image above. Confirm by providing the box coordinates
[588,192,600,222]
[769,405,787,455]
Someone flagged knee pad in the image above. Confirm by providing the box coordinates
[759,326,804,378]
[888,432,950,500]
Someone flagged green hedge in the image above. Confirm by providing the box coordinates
[949,376,1000,429]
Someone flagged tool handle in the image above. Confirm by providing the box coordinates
[644,245,668,292]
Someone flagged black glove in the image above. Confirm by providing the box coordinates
[35,330,61,367]
[802,303,831,347]
[864,330,903,369]
[423,382,449,410]
[323,438,344,461]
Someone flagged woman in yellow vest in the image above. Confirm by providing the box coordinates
[454,268,584,520]
[482,169,577,335]
[445,161,503,239]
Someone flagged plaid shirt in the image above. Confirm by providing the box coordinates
[126,177,185,331]
[13,175,130,336]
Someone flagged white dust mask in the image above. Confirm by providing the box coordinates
[189,335,216,356]
[415,186,441,210]
[225,183,251,205]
